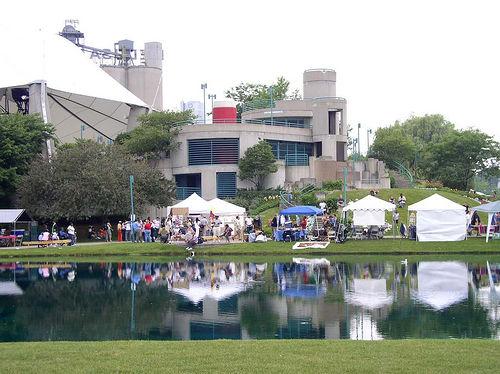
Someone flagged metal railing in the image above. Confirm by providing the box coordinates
[241,97,346,113]
[176,186,201,200]
[285,153,309,166]
[387,161,414,187]
[177,118,311,129]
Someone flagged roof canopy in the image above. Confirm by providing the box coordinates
[208,198,245,216]
[280,205,323,216]
[413,262,468,311]
[408,194,465,211]
[0,27,148,143]
[472,200,500,213]
[0,209,32,224]
[345,279,394,309]
[171,193,210,215]
[342,195,396,212]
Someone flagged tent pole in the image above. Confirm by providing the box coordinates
[486,213,492,243]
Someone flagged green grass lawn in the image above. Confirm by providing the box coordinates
[0,340,498,373]
[0,238,498,263]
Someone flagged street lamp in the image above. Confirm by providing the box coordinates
[208,94,216,122]
[201,83,207,124]
[367,128,372,155]
[268,86,274,125]
[357,123,361,156]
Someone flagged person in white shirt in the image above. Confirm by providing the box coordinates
[319,201,327,213]
[67,223,76,245]
[245,216,253,234]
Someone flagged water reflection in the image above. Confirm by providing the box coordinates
[0,259,499,341]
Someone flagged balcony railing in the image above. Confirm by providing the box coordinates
[176,118,311,129]
[285,153,309,166]
[176,186,201,200]
[241,97,346,113]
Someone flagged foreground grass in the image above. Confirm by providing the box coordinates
[0,237,498,262]
[0,340,498,373]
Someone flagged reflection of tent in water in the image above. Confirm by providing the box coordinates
[0,281,23,295]
[345,279,393,309]
[413,262,468,310]
[281,284,327,299]
[477,286,500,322]
[171,282,248,303]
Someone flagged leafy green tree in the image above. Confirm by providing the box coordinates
[238,140,278,190]
[426,129,500,190]
[370,124,417,166]
[19,140,175,220]
[0,114,54,207]
[115,110,195,159]
[225,76,301,119]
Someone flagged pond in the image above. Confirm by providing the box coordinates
[0,258,499,341]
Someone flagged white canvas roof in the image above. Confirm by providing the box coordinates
[0,26,148,143]
[343,195,395,226]
[170,282,247,303]
[208,198,246,216]
[472,200,500,242]
[413,262,468,311]
[171,193,210,215]
[345,279,394,309]
[0,281,23,296]
[408,194,465,211]
[343,195,396,212]
[0,209,27,223]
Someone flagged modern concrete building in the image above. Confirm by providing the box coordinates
[158,68,389,201]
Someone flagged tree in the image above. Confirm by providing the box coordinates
[19,140,176,220]
[238,140,278,190]
[0,114,54,207]
[225,76,301,119]
[370,124,417,166]
[115,110,196,159]
[426,129,500,190]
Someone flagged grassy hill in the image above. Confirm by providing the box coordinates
[252,188,485,234]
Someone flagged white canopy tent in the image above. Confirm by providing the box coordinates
[472,200,500,243]
[345,278,394,309]
[412,261,468,311]
[170,193,211,215]
[408,194,466,242]
[0,26,148,144]
[208,198,246,216]
[343,195,396,226]
[170,282,248,303]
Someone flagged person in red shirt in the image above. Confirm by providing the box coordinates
[144,220,152,242]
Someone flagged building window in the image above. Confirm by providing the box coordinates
[188,138,239,165]
[175,173,201,199]
[336,141,346,162]
[216,172,237,199]
[315,142,322,157]
[328,111,336,134]
[266,140,313,166]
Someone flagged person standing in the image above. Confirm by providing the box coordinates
[105,222,113,242]
[245,216,254,234]
[152,217,160,242]
[234,216,242,241]
[67,223,76,245]
[144,219,152,243]
[117,221,123,242]
[125,221,131,242]
[132,219,141,243]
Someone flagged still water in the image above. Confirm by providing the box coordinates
[0,259,499,341]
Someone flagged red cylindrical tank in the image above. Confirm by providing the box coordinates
[213,100,237,123]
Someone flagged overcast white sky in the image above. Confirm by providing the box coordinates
[4,0,499,150]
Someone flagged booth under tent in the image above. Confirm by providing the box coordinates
[472,200,500,243]
[0,209,36,246]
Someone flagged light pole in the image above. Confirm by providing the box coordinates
[80,124,85,139]
[129,175,135,241]
[268,86,274,125]
[201,83,207,124]
[367,128,372,155]
[208,94,216,122]
[357,123,361,156]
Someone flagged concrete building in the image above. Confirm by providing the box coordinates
[159,68,389,201]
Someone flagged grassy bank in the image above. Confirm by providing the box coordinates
[0,340,498,373]
[0,238,498,263]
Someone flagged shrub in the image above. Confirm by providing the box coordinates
[300,192,318,206]
[325,195,338,213]
[322,179,343,190]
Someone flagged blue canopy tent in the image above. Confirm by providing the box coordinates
[279,206,323,216]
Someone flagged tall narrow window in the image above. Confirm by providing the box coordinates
[216,172,237,198]
[328,111,336,134]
